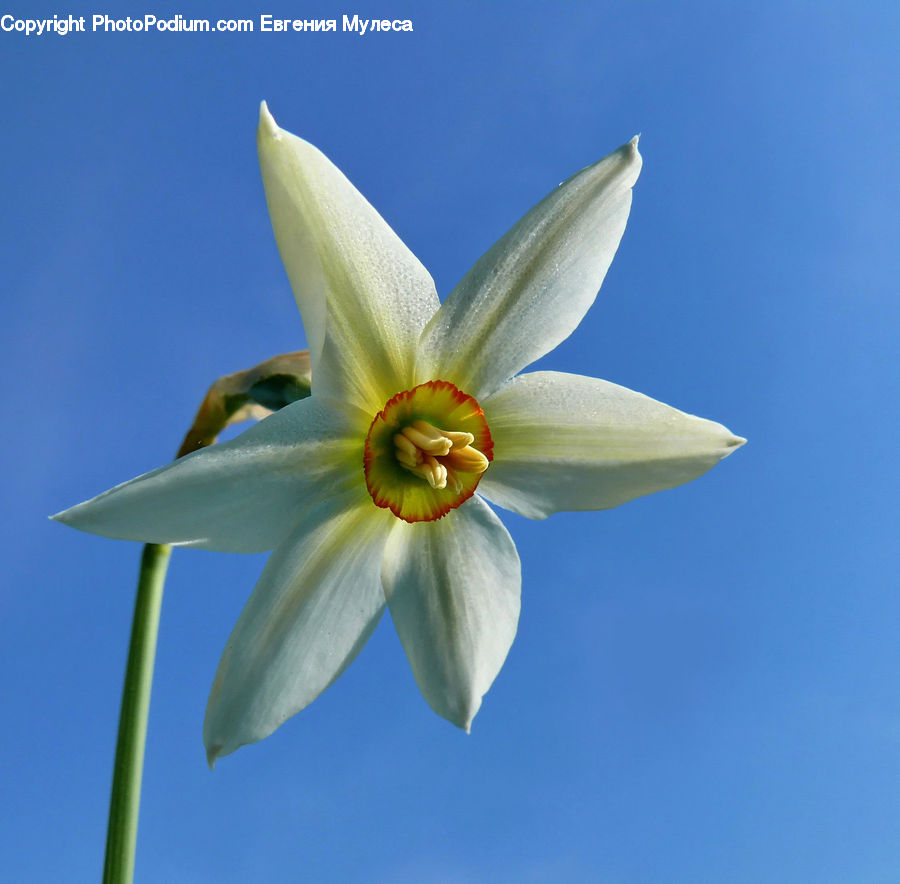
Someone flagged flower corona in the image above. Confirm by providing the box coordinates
[364,380,493,522]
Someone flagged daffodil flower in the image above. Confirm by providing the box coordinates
[55,103,744,764]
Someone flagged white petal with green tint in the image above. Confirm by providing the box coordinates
[381,496,521,731]
[204,491,394,764]
[52,397,361,553]
[479,371,745,519]
[258,103,440,414]
[417,138,641,400]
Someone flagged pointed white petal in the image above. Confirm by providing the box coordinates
[258,102,440,413]
[52,396,361,552]
[479,371,745,519]
[417,138,641,399]
[204,491,394,763]
[382,496,521,730]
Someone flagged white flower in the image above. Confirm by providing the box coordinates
[54,103,744,764]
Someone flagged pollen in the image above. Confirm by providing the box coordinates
[364,380,494,522]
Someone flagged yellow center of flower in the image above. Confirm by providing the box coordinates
[364,380,493,523]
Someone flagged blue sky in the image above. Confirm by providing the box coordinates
[3,1,898,881]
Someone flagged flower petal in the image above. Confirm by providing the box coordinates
[204,491,394,764]
[381,496,521,730]
[52,396,361,552]
[417,138,641,400]
[258,102,440,413]
[479,371,745,519]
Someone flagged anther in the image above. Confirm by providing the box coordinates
[401,421,452,456]
[443,430,475,449]
[394,433,421,461]
[395,449,421,468]
[445,445,490,474]
[415,455,447,489]
[445,469,463,495]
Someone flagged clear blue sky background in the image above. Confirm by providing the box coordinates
[3,2,898,881]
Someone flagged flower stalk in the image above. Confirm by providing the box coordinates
[103,542,171,884]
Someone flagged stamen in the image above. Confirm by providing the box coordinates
[443,430,475,449]
[401,421,452,456]
[395,449,421,468]
[445,467,463,495]
[413,455,447,489]
[445,445,490,474]
[394,414,488,486]
[393,433,421,460]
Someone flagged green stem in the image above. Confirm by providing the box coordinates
[103,543,172,884]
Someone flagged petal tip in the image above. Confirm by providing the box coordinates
[453,712,473,734]
[258,100,280,141]
[49,504,78,526]
[434,696,480,733]
[726,433,747,451]
[624,135,642,175]
[205,738,224,769]
[457,700,479,734]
